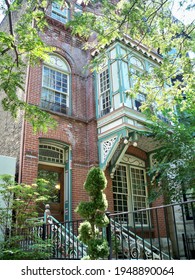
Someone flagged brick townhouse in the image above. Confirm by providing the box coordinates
[0,1,168,234]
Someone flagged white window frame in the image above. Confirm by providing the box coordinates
[41,55,70,114]
[112,163,149,226]
[98,67,111,117]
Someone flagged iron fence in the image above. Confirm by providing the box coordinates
[106,200,195,260]
[4,200,195,260]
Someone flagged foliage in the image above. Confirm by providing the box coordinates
[0,0,57,132]
[0,235,52,260]
[147,108,195,202]
[0,174,53,259]
[0,174,50,236]
[37,170,60,203]
[75,166,109,259]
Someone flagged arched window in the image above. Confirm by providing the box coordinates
[41,54,70,115]
[51,2,70,24]
[130,57,144,71]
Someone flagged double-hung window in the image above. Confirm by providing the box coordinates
[41,55,70,115]
[99,67,111,117]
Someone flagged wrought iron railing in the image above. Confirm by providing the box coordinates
[7,200,195,260]
[40,100,67,115]
[45,215,87,259]
[109,219,170,259]
[106,200,195,260]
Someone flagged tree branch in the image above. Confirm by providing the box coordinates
[4,0,19,67]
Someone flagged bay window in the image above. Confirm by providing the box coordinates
[97,44,150,117]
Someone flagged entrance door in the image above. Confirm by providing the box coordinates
[38,164,64,222]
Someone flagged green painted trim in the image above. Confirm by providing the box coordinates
[98,128,129,169]
[39,138,70,149]
[64,146,72,221]
[68,147,72,221]
[69,73,72,115]
[94,71,99,118]
[107,58,113,109]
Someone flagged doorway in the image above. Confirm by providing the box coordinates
[38,164,64,222]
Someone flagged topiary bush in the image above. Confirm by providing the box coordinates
[75,167,109,260]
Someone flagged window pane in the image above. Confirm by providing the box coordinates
[113,166,128,223]
[99,68,111,116]
[111,61,119,92]
[130,167,148,225]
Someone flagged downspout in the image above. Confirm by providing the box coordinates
[18,63,31,183]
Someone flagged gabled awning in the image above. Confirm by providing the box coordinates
[98,128,138,175]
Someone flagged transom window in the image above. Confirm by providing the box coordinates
[112,164,148,225]
[51,2,70,24]
[41,55,70,115]
[130,57,144,70]
[99,68,111,116]
[39,144,64,165]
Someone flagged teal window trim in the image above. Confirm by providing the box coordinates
[51,2,70,24]
[96,42,160,118]
[94,71,99,119]
[69,73,72,116]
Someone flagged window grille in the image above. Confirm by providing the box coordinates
[130,167,148,225]
[39,144,64,164]
[113,164,148,225]
[41,56,69,115]
[113,165,128,223]
[99,68,111,116]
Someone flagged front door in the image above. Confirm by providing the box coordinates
[38,164,64,222]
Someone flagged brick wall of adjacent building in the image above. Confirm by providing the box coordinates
[0,4,27,177]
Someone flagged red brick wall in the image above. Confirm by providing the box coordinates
[20,19,98,220]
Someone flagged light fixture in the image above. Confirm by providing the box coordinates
[129,131,138,147]
[133,141,138,147]
[123,137,129,145]
[55,183,60,190]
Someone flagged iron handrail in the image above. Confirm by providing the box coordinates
[110,219,171,259]
[47,215,87,258]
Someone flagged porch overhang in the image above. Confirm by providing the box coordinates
[97,106,161,176]
[98,128,139,174]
